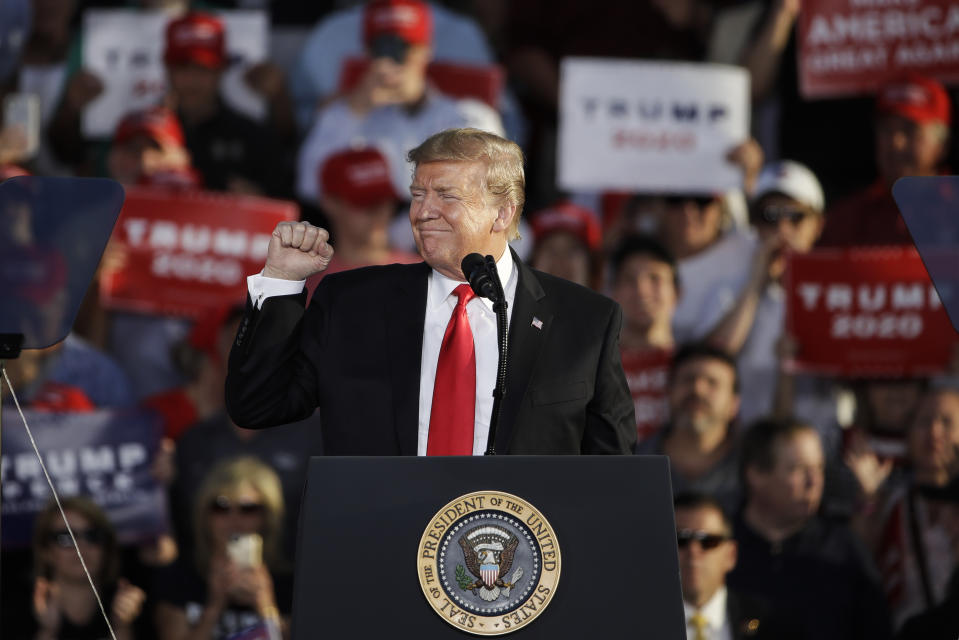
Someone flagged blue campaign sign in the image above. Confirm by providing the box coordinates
[0,176,124,350]
[0,408,167,548]
[892,176,959,334]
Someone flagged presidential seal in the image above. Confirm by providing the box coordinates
[417,491,561,636]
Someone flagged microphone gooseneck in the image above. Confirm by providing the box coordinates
[461,253,500,303]
[458,253,509,455]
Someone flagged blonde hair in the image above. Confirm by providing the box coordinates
[193,456,286,574]
[407,128,525,239]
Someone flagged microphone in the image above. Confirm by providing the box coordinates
[460,252,509,455]
[461,253,500,302]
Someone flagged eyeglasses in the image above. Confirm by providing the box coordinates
[47,528,105,548]
[664,195,717,208]
[757,205,812,226]
[676,529,730,550]
[209,495,265,517]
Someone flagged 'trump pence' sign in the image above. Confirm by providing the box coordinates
[558,58,750,194]
[0,409,166,548]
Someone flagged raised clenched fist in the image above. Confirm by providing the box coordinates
[262,221,335,281]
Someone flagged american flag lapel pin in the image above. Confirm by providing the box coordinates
[531,317,543,330]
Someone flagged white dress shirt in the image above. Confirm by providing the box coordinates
[417,250,516,455]
[683,586,731,640]
[246,249,517,456]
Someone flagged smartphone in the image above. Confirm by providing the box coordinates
[227,533,263,568]
[3,92,40,160]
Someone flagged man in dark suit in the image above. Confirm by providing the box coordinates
[226,127,635,455]
[728,418,892,640]
[675,492,795,640]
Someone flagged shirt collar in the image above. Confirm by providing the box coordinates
[683,586,727,631]
[428,247,514,312]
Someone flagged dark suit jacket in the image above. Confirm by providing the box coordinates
[225,254,636,455]
[726,590,800,640]
[896,573,959,640]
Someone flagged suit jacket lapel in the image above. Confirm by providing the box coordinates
[496,251,549,452]
[386,262,430,455]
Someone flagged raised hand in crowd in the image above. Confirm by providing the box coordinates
[750,230,789,287]
[111,578,146,640]
[345,46,429,116]
[32,576,62,640]
[244,62,287,104]
[225,562,278,619]
[33,578,145,640]
[160,553,279,640]
[262,221,335,282]
[243,61,296,140]
[844,428,895,500]
[29,497,146,640]
[48,70,105,166]
[740,0,801,100]
[205,554,233,614]
[346,57,404,115]
[62,71,105,115]
[166,554,233,640]
[726,137,765,195]
[707,232,785,354]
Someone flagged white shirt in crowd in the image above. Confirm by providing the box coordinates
[683,586,731,640]
[246,249,517,456]
[672,229,756,344]
[295,90,505,203]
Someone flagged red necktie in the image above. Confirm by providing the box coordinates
[427,284,476,455]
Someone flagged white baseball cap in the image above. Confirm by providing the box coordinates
[753,160,825,213]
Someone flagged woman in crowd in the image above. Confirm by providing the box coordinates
[30,496,146,640]
[154,456,291,640]
[850,387,959,630]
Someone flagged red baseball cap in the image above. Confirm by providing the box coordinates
[320,147,398,207]
[363,0,432,47]
[0,164,30,181]
[164,12,226,69]
[113,106,185,148]
[530,201,602,252]
[877,73,951,126]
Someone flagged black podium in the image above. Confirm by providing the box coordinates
[291,455,685,638]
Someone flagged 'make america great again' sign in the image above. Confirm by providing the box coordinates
[798,0,959,99]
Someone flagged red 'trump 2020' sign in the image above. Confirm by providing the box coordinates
[100,187,298,316]
[786,247,956,376]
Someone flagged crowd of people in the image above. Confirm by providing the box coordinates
[2,0,959,638]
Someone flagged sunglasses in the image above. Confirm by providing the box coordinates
[676,529,730,550]
[209,495,265,516]
[47,528,104,548]
[664,195,717,208]
[757,205,812,225]
[369,34,410,64]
